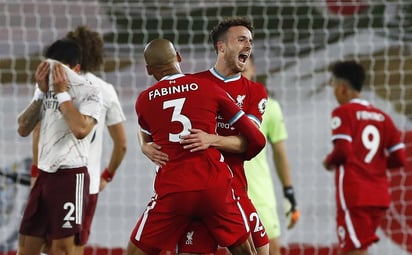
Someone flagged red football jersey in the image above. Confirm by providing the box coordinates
[194,68,268,194]
[136,73,265,197]
[328,99,404,208]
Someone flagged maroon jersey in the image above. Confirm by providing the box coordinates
[136,73,265,197]
[194,68,268,194]
[326,99,405,208]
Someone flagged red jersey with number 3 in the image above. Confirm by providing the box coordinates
[136,73,259,197]
[194,68,268,194]
[330,98,404,208]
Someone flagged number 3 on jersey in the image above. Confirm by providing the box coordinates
[164,98,192,142]
[362,124,380,163]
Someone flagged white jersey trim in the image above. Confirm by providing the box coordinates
[338,165,361,249]
[75,173,85,225]
[388,142,405,153]
[209,67,241,83]
[332,134,352,142]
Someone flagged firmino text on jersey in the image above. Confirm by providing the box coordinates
[149,83,199,100]
[356,110,385,121]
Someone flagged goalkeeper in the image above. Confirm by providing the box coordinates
[243,55,299,255]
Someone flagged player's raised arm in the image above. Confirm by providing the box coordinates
[17,61,50,137]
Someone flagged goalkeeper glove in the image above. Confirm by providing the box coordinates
[283,186,300,229]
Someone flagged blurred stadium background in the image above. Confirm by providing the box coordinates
[0,1,411,254]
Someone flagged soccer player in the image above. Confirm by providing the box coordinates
[176,17,270,255]
[243,56,299,255]
[66,25,127,255]
[141,17,270,255]
[17,39,102,255]
[322,60,406,255]
[29,26,128,255]
[127,38,266,255]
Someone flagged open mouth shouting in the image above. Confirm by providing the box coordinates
[238,53,249,64]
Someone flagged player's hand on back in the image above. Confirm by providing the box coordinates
[141,142,169,166]
[180,128,214,152]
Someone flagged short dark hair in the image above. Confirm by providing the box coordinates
[210,16,254,53]
[330,60,365,92]
[44,38,82,68]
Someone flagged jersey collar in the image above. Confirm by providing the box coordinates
[160,73,185,81]
[350,98,370,106]
[209,67,241,83]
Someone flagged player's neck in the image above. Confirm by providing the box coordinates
[212,64,239,78]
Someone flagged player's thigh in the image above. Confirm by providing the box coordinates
[78,193,99,245]
[254,204,280,239]
[130,193,195,252]
[18,234,45,255]
[177,187,251,253]
[19,174,48,238]
[50,235,76,255]
[44,168,90,241]
[178,220,218,254]
[205,187,253,248]
[238,195,269,248]
[336,206,386,253]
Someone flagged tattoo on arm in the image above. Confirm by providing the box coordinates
[17,101,42,136]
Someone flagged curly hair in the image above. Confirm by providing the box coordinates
[210,16,254,53]
[66,25,104,72]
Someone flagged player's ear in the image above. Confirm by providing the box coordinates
[217,41,225,53]
[73,64,81,74]
[146,65,152,75]
[176,51,182,63]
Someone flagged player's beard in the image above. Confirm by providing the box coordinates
[224,47,246,76]
[225,52,244,75]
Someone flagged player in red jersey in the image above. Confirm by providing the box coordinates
[127,38,266,255]
[177,17,270,255]
[323,60,406,255]
[140,17,270,255]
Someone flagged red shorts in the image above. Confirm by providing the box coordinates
[129,184,250,255]
[336,206,386,253]
[177,192,269,253]
[19,167,90,244]
[78,193,98,245]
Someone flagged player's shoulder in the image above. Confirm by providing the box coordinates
[185,73,221,89]
[242,76,267,91]
[84,72,108,85]
[333,100,361,113]
[193,69,212,78]
[83,72,115,91]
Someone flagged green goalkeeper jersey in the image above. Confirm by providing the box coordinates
[244,98,288,207]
